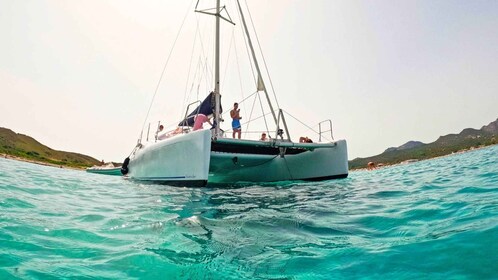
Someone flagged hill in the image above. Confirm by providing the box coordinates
[0,127,100,168]
[384,141,424,153]
[349,118,498,170]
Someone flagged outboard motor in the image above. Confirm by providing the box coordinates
[121,157,130,175]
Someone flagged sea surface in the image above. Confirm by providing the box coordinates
[1,146,497,279]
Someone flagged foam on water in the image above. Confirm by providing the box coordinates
[1,146,497,279]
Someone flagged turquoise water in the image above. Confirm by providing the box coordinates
[1,146,497,279]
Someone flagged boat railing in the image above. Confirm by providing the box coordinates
[179,100,202,130]
[318,119,334,142]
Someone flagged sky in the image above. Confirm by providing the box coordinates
[1,0,497,162]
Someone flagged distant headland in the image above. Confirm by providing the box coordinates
[349,118,498,170]
[0,127,99,169]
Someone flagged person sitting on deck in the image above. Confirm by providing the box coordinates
[160,126,184,140]
[157,125,168,140]
[260,133,268,141]
[299,136,313,143]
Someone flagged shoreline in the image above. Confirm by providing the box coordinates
[350,143,496,172]
[1,153,85,171]
[4,143,496,174]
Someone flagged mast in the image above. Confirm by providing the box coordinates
[236,0,278,126]
[195,1,234,137]
[214,0,221,137]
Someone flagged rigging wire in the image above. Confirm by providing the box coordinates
[232,23,248,116]
[243,0,281,110]
[235,0,257,87]
[194,56,204,100]
[226,111,273,133]
[195,14,214,88]
[282,109,333,142]
[234,0,272,134]
[257,92,270,134]
[180,14,201,121]
[140,0,195,133]
[219,90,258,120]
[245,91,258,137]
[193,56,203,100]
[221,29,235,92]
[180,13,216,122]
[223,0,250,128]
[236,90,259,108]
[184,55,203,117]
[202,57,210,95]
[185,15,213,118]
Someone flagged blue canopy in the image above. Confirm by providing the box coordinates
[178,92,222,127]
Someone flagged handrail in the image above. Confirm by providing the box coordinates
[318,119,334,142]
[179,100,201,128]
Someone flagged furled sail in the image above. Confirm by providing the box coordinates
[257,75,265,91]
[178,92,222,127]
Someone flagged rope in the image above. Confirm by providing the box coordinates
[140,0,195,133]
[283,157,294,180]
[219,155,278,170]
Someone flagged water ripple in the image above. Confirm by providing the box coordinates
[0,145,497,279]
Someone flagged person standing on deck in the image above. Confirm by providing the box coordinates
[230,102,242,139]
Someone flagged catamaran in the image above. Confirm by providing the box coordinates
[121,0,348,186]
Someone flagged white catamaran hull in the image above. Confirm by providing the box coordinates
[127,130,211,186]
[208,139,348,184]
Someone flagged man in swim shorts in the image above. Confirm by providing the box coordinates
[230,102,242,139]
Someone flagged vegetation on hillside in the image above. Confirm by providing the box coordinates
[349,118,498,170]
[0,127,100,168]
